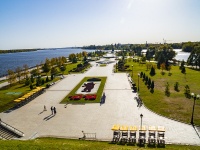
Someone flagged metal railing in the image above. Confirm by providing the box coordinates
[0,120,24,137]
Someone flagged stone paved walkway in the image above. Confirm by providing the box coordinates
[0,58,200,145]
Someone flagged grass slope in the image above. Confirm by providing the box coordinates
[0,138,199,150]
[125,61,200,125]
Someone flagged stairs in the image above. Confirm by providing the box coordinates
[0,121,24,140]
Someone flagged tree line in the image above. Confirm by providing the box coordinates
[0,49,37,54]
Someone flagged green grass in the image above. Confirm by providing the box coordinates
[100,64,107,67]
[61,77,107,104]
[0,77,60,112]
[124,61,200,125]
[0,138,199,150]
[61,62,91,75]
[0,79,7,84]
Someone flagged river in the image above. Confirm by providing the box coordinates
[0,48,94,77]
[0,48,190,77]
[174,49,190,62]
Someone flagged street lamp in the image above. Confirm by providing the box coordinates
[132,65,133,77]
[138,73,140,92]
[140,114,143,129]
[191,94,196,125]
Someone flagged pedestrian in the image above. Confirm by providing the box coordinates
[51,106,54,115]
[54,107,56,115]
[44,105,47,111]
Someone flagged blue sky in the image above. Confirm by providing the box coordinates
[0,0,200,49]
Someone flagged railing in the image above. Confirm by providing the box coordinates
[79,131,96,140]
[0,120,24,137]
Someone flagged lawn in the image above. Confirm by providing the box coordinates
[0,77,60,112]
[62,62,91,75]
[61,77,107,104]
[100,64,107,67]
[0,79,7,84]
[124,60,200,125]
[0,138,199,150]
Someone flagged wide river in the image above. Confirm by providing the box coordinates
[0,48,94,77]
[0,48,190,77]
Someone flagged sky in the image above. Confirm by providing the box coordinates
[0,0,200,49]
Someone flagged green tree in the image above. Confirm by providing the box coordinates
[60,65,66,75]
[31,75,35,83]
[46,76,49,82]
[160,63,165,74]
[7,69,16,86]
[155,45,176,68]
[25,77,30,86]
[150,66,156,76]
[30,83,33,90]
[69,53,76,62]
[184,85,190,98]
[182,41,194,52]
[187,46,200,69]
[23,64,29,79]
[15,66,22,83]
[43,59,51,75]
[51,67,58,75]
[151,81,154,90]
[148,78,151,87]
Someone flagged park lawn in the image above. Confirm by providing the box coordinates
[61,77,107,104]
[62,61,91,75]
[100,64,107,67]
[0,77,60,113]
[125,61,200,125]
[0,79,7,84]
[0,138,199,150]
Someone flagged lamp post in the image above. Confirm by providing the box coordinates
[138,73,140,92]
[140,114,143,129]
[191,94,196,125]
[132,65,133,77]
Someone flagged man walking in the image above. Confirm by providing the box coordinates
[54,107,56,115]
[51,106,54,115]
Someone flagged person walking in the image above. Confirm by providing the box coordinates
[44,105,47,111]
[54,107,56,115]
[51,106,54,115]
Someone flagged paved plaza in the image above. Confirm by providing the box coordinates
[0,58,200,145]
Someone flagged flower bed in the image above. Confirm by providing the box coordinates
[69,94,83,100]
[84,94,97,100]
[69,94,97,101]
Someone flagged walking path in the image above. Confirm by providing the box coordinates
[0,58,200,145]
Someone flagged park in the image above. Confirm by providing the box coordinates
[0,50,200,149]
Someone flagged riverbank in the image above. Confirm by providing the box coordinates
[0,48,95,77]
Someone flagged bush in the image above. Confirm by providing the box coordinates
[140,72,143,78]
[46,84,50,88]
[30,83,33,90]
[51,74,54,80]
[87,78,101,81]
[41,79,45,85]
[174,82,179,92]
[181,67,186,74]
[25,78,30,86]
[46,76,49,82]
[165,82,170,96]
